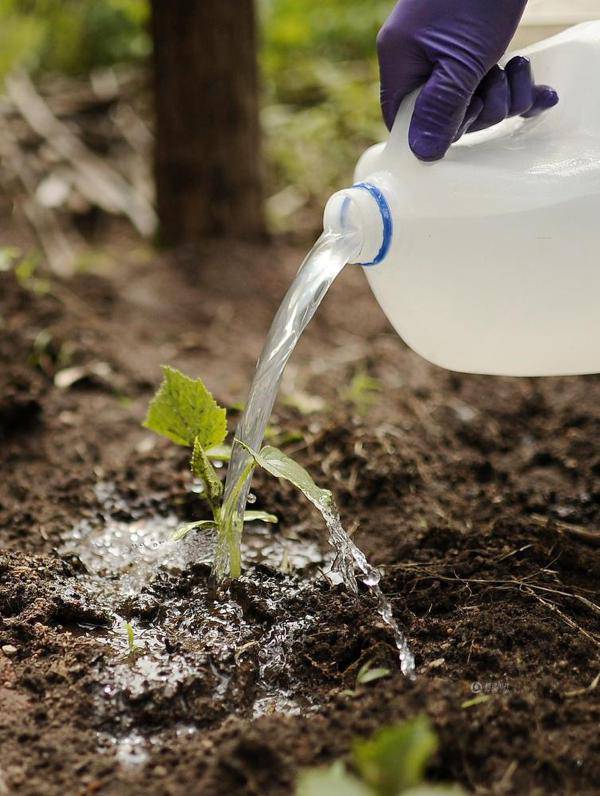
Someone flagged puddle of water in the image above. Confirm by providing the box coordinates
[98,725,199,772]
[61,482,328,726]
[61,483,209,594]
[252,694,303,719]
[63,482,327,593]
[114,732,150,768]
[242,524,330,574]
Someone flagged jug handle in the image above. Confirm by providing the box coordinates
[385,89,426,166]
[386,85,538,164]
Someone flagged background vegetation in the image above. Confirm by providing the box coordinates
[0,0,389,215]
[260,0,388,207]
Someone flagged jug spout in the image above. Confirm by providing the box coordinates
[323,182,394,267]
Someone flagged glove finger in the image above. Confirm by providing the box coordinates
[467,66,509,133]
[506,55,534,116]
[409,61,483,161]
[453,95,485,141]
[380,86,404,131]
[521,84,559,118]
[377,26,430,130]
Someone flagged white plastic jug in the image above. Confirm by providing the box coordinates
[324,22,600,376]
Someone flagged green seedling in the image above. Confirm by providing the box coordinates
[144,366,334,579]
[298,761,371,796]
[124,622,143,657]
[341,660,391,697]
[356,660,391,687]
[460,694,491,709]
[297,716,465,796]
[340,370,381,415]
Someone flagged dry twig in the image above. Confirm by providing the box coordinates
[6,70,157,237]
[530,513,600,546]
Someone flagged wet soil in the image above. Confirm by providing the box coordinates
[0,222,599,795]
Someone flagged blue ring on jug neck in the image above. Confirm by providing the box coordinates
[352,181,393,266]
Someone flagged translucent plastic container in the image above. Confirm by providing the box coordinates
[324,22,600,376]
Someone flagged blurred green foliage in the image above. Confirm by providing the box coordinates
[262,0,389,63]
[0,0,388,215]
[0,0,149,78]
[261,0,388,208]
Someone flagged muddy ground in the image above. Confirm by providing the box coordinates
[0,220,599,796]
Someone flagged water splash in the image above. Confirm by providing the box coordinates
[321,505,415,678]
[219,229,416,678]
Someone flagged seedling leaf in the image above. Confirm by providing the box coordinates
[143,366,227,449]
[296,761,372,796]
[191,436,223,503]
[356,661,391,686]
[173,519,216,542]
[341,370,381,415]
[243,510,278,524]
[353,715,438,796]
[461,694,491,709]
[206,444,232,462]
[124,621,143,656]
[238,442,334,514]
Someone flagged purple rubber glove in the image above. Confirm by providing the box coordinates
[377,0,559,161]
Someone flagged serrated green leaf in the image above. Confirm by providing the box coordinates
[191,436,223,503]
[244,510,279,524]
[173,519,216,542]
[143,366,227,449]
[238,442,333,514]
[356,662,391,686]
[296,761,372,796]
[353,716,438,796]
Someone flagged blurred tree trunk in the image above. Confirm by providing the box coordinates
[150,0,265,244]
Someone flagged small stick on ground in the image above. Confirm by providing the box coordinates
[522,586,600,647]
[0,124,77,277]
[6,70,157,238]
[564,671,600,698]
[530,513,600,545]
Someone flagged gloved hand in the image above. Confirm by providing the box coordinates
[377,0,559,161]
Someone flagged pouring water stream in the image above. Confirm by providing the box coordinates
[220,227,415,678]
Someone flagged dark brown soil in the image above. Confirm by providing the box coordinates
[0,221,598,796]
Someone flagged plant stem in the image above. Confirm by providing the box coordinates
[218,458,255,578]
